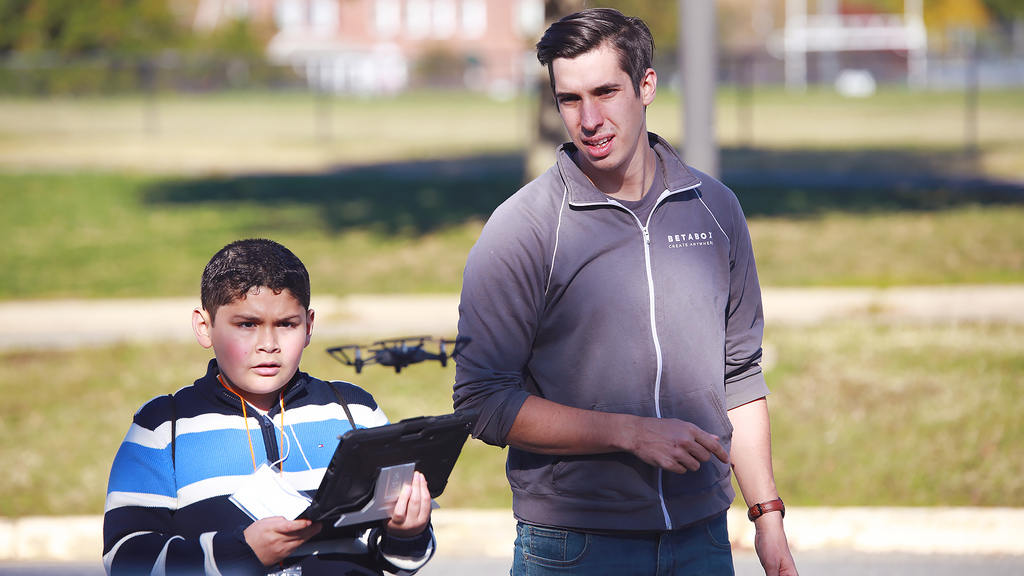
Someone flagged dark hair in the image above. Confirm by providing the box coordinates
[536,8,655,97]
[200,238,310,322]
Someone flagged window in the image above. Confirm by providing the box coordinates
[310,0,339,34]
[517,0,544,38]
[275,0,306,31]
[373,0,401,38]
[406,0,431,39]
[461,0,486,39]
[432,0,456,39]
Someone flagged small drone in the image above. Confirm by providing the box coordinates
[327,336,466,374]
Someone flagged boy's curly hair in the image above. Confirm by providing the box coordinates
[200,238,310,322]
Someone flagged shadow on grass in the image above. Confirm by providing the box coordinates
[723,146,1024,217]
[143,154,524,235]
[143,147,1024,234]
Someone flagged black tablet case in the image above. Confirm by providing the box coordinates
[298,410,476,525]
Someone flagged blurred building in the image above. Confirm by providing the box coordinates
[181,0,1022,94]
[190,0,544,96]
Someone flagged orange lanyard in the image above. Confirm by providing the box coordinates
[218,374,286,473]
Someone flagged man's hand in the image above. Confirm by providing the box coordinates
[244,517,322,567]
[753,513,800,576]
[728,397,798,575]
[626,416,730,474]
[506,396,728,474]
[385,471,432,538]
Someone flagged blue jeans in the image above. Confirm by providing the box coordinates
[512,514,734,576]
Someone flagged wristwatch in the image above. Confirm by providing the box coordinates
[747,498,785,522]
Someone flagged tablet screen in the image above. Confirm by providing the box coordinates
[299,410,476,524]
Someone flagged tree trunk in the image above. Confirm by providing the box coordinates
[525,0,584,181]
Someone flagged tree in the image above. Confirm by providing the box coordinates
[591,0,678,47]
[526,0,583,180]
[0,0,183,57]
[979,0,1024,21]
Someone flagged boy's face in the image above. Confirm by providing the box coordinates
[551,43,656,189]
[192,287,314,411]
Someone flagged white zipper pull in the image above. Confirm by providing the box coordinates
[642,227,651,245]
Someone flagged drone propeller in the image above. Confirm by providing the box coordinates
[354,347,364,373]
[439,340,448,367]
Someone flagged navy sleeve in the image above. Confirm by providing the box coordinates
[102,396,264,576]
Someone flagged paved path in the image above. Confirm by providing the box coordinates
[0,294,464,350]
[4,507,1024,563]
[2,285,1023,351]
[7,550,1024,576]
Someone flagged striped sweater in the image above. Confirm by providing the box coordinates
[103,359,434,576]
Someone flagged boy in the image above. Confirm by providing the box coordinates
[104,238,435,576]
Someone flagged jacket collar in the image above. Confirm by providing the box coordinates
[555,132,702,207]
[198,358,308,416]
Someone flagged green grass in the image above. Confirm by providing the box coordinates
[768,320,1024,507]
[0,91,532,173]
[0,339,510,517]
[1,87,1023,516]
[2,177,1023,300]
[3,319,1022,516]
[1,87,1023,178]
[1,88,1021,299]
[0,176,500,299]
[749,206,1024,286]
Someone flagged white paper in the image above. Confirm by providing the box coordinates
[229,463,312,521]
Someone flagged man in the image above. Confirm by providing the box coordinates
[453,8,798,576]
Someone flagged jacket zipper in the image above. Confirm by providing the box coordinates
[642,214,672,530]
[257,413,281,468]
[221,390,283,470]
[615,195,673,530]
[593,178,704,529]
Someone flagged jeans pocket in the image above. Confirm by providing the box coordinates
[703,514,733,552]
[519,524,590,568]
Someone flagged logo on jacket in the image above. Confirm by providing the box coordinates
[667,230,714,249]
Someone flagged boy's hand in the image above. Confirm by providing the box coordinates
[385,471,432,538]
[244,517,322,567]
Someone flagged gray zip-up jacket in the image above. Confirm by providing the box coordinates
[453,133,770,532]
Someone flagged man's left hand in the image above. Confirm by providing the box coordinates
[753,513,799,576]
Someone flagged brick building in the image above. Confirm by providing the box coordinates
[191,0,545,95]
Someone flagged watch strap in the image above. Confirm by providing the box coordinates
[747,498,785,522]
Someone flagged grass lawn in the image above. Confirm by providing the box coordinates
[0,87,1022,179]
[2,319,1022,516]
[768,320,1024,507]
[0,91,532,174]
[2,88,1022,298]
[0,174,499,298]
[0,339,510,517]
[2,173,1023,300]
[1,87,1022,516]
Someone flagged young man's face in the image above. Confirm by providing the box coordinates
[192,287,314,411]
[552,43,656,189]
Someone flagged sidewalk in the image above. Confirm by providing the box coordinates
[0,294,464,350]
[2,285,1023,350]
[3,507,1024,562]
